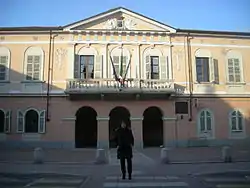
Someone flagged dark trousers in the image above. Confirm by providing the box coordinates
[120,157,132,175]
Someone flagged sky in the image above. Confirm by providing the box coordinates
[1,0,250,32]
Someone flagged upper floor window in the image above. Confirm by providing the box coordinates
[0,46,10,81]
[0,109,11,133]
[196,57,210,82]
[199,109,212,133]
[113,56,128,78]
[146,56,159,79]
[195,49,219,83]
[24,47,44,81]
[144,48,169,80]
[79,55,94,79]
[226,50,243,83]
[17,108,45,133]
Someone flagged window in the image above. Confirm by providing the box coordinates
[0,109,11,133]
[24,47,43,81]
[79,55,94,79]
[26,56,41,80]
[112,56,128,78]
[230,110,243,132]
[0,56,8,81]
[17,109,46,133]
[0,46,10,81]
[227,58,242,83]
[146,56,159,79]
[199,110,212,133]
[196,57,210,82]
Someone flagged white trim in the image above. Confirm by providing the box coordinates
[225,50,244,83]
[197,108,215,139]
[1,40,250,48]
[193,49,213,83]
[228,109,246,139]
[64,8,176,32]
[143,46,163,79]
[23,46,44,81]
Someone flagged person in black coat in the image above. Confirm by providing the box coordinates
[115,121,134,180]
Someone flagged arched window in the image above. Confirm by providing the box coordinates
[143,47,168,80]
[230,110,243,132]
[17,108,45,133]
[110,47,131,79]
[0,109,11,133]
[0,46,11,81]
[24,47,44,81]
[226,50,243,83]
[197,109,214,139]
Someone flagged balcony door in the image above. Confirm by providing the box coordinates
[76,55,94,79]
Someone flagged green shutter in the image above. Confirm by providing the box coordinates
[39,110,46,133]
[94,55,103,79]
[17,110,24,133]
[160,56,167,79]
[145,56,150,79]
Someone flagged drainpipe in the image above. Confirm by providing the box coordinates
[46,32,58,121]
[46,30,52,122]
[187,33,194,121]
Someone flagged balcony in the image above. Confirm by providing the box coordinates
[65,79,175,94]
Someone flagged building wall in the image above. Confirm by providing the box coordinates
[1,19,250,148]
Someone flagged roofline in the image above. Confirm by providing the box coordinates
[63,7,176,31]
[0,26,63,32]
[176,29,250,37]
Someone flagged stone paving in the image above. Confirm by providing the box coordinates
[0,173,89,188]
[0,147,250,187]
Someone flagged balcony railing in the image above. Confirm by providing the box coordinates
[65,79,175,93]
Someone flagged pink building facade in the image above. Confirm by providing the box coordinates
[0,7,250,149]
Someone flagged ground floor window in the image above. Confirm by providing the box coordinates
[17,108,45,133]
[230,110,243,132]
[0,109,11,133]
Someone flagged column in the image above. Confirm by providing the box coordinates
[67,43,75,79]
[102,44,107,78]
[134,44,140,79]
[131,117,143,149]
[97,117,109,149]
[168,40,173,80]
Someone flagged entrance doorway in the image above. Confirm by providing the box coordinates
[109,106,130,148]
[143,106,163,147]
[75,106,97,148]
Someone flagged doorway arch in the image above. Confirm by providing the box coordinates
[109,106,130,148]
[143,106,163,147]
[75,106,97,148]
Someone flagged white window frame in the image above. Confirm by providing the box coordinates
[0,109,11,133]
[197,108,215,139]
[0,46,11,81]
[16,108,46,134]
[225,50,244,84]
[23,47,44,81]
[228,109,246,139]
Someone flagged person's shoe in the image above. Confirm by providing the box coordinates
[122,174,126,179]
[128,174,132,180]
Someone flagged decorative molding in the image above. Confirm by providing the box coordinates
[2,40,250,49]
[103,18,137,30]
[0,36,5,41]
[55,48,67,70]
[33,36,38,41]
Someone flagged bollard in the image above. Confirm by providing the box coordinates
[222,146,232,163]
[95,149,108,164]
[34,147,44,164]
[160,148,170,164]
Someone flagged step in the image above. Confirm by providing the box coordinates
[103,181,188,187]
[204,177,250,183]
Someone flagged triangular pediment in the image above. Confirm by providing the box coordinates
[63,7,176,33]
